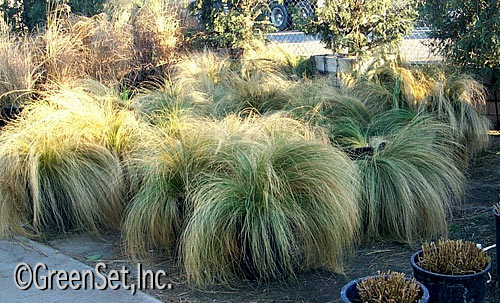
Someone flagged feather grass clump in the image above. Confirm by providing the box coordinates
[129,77,213,122]
[180,114,360,285]
[418,239,491,275]
[123,113,324,259]
[0,83,152,237]
[173,52,297,116]
[351,64,433,113]
[240,40,314,79]
[283,79,372,142]
[123,113,360,285]
[216,69,294,115]
[428,73,490,161]
[174,52,232,105]
[350,63,490,163]
[327,107,465,241]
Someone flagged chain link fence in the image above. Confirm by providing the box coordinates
[258,0,439,63]
[267,24,441,63]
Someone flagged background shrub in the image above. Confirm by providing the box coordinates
[299,0,417,56]
[420,0,500,72]
[187,0,273,49]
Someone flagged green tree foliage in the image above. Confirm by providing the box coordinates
[420,0,500,70]
[1,0,106,31]
[299,0,417,56]
[187,0,273,49]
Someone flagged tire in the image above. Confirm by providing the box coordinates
[269,3,289,31]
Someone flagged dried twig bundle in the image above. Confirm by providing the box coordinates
[419,239,490,275]
[357,271,421,303]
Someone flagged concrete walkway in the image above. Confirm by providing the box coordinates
[0,237,162,303]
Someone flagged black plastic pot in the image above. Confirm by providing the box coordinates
[411,250,491,303]
[340,275,430,303]
[494,208,500,277]
[345,142,387,160]
[345,146,374,160]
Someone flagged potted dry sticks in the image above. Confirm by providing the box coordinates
[340,270,430,303]
[411,239,491,303]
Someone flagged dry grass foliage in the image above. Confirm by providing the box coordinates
[357,271,422,303]
[74,13,135,84]
[304,94,465,242]
[240,40,306,78]
[130,0,182,67]
[34,5,89,85]
[181,117,360,285]
[0,19,40,107]
[32,5,132,85]
[24,1,182,87]
[418,239,491,275]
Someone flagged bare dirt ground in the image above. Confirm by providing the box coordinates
[46,135,500,303]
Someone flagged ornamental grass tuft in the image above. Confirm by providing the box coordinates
[216,69,294,115]
[174,52,231,105]
[350,63,490,163]
[123,113,360,285]
[0,83,152,237]
[180,114,360,285]
[323,101,465,241]
[0,19,40,109]
[284,82,466,242]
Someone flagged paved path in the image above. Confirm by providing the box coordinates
[0,237,162,303]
